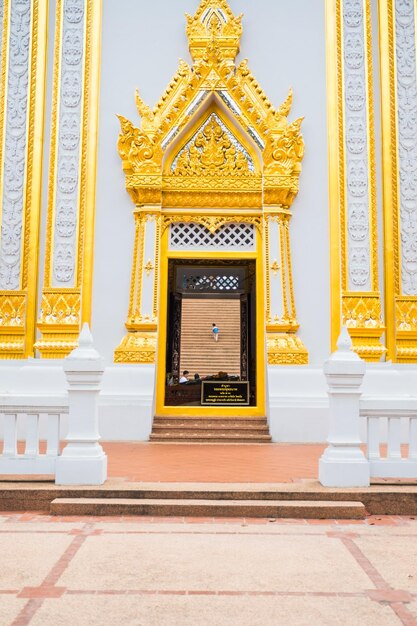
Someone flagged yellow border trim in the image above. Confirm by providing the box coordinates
[155,224,265,417]
[326,0,341,351]
[81,0,102,324]
[24,0,49,356]
[379,0,396,359]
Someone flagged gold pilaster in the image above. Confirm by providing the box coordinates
[114,208,160,363]
[0,0,48,358]
[379,0,417,362]
[35,0,102,358]
[327,0,386,360]
[265,212,308,365]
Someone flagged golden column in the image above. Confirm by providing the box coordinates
[35,0,102,358]
[379,0,417,362]
[114,208,161,363]
[0,0,48,358]
[326,0,386,360]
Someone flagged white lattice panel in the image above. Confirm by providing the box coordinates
[169,223,255,251]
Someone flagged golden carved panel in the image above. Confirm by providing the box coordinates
[342,294,386,361]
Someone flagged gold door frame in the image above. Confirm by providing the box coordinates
[155,223,266,418]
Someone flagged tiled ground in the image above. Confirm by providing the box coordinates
[102,443,326,482]
[1,513,417,626]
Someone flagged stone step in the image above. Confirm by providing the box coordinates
[50,497,366,519]
[151,416,271,443]
[153,416,267,421]
[152,424,269,431]
[2,483,417,515]
[149,433,272,443]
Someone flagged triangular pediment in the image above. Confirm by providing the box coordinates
[117,0,305,210]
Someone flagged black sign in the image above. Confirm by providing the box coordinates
[201,381,249,406]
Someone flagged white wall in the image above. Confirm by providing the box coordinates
[93,0,329,365]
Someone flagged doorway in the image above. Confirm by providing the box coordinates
[156,256,265,417]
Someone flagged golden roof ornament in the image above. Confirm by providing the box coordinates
[186,0,243,63]
[117,0,305,209]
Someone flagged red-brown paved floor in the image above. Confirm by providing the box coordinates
[102,443,326,483]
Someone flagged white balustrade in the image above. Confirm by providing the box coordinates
[360,397,417,478]
[0,405,67,475]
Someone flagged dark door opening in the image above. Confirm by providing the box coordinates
[164,259,256,407]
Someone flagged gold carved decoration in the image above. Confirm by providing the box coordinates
[270,260,280,276]
[161,214,262,235]
[116,0,307,365]
[327,0,385,361]
[36,290,81,358]
[0,1,48,359]
[267,333,308,365]
[378,1,417,362]
[114,211,159,363]
[144,259,154,276]
[35,0,102,359]
[114,331,157,364]
[172,115,254,177]
[0,292,26,359]
[342,293,385,362]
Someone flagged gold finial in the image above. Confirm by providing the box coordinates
[186,0,243,63]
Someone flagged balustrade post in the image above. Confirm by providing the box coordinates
[55,324,107,485]
[319,327,370,487]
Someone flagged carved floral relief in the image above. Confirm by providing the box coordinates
[0,0,31,290]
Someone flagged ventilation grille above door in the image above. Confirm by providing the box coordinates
[169,222,255,250]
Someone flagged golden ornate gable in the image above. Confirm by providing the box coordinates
[117,0,305,209]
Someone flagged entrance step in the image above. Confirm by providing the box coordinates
[150,416,272,443]
[50,497,366,519]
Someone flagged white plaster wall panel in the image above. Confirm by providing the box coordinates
[343,0,372,291]
[52,0,85,287]
[93,0,328,364]
[268,219,283,321]
[0,0,31,290]
[395,0,417,295]
[141,217,156,319]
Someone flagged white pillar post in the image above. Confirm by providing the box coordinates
[55,323,107,485]
[319,327,370,487]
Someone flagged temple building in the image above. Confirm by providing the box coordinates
[0,0,416,443]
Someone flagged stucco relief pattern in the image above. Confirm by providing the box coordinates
[343,0,371,290]
[395,0,417,295]
[0,0,31,290]
[52,0,84,286]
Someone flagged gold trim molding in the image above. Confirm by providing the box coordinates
[35,0,102,358]
[326,0,386,361]
[379,0,417,362]
[0,0,48,359]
